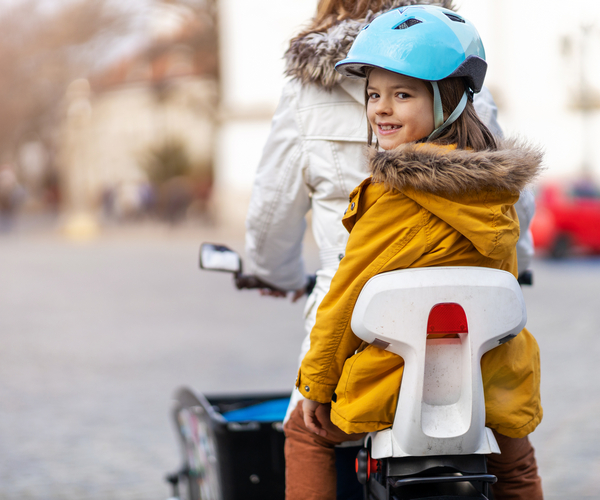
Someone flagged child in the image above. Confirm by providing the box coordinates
[284,5,544,500]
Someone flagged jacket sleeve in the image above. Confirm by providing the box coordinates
[514,189,535,274]
[473,86,503,139]
[245,83,312,291]
[297,185,428,403]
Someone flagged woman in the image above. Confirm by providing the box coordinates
[287,7,542,498]
[245,0,525,421]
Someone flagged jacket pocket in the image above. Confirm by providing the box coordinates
[332,346,405,432]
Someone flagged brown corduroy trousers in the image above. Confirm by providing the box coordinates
[284,402,543,500]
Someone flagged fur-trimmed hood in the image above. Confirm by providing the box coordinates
[285,1,456,89]
[370,139,543,195]
[367,140,544,259]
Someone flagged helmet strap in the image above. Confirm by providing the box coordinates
[427,82,468,142]
[432,81,444,130]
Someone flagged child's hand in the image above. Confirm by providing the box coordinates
[302,399,327,437]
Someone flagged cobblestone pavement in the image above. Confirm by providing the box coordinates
[0,224,599,499]
[521,257,600,499]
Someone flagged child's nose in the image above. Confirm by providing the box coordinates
[375,98,392,115]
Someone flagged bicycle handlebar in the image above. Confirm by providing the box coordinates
[517,270,533,286]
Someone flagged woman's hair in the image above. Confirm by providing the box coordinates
[293,0,387,41]
[365,75,498,151]
[291,1,456,47]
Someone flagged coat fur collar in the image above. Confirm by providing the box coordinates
[369,140,544,195]
[284,1,456,89]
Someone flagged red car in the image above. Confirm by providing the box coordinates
[531,181,600,258]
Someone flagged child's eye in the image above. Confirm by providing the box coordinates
[368,92,380,100]
[396,92,410,99]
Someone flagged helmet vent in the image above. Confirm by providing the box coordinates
[395,18,422,30]
[444,13,466,23]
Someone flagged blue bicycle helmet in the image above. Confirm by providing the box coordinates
[335,5,487,141]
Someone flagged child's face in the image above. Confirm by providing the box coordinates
[367,68,435,150]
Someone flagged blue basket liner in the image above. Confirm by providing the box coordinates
[222,398,290,422]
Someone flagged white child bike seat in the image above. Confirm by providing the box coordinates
[351,267,527,459]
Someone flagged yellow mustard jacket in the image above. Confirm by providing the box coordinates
[297,140,544,439]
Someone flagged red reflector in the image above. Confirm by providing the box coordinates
[369,456,378,479]
[427,303,468,334]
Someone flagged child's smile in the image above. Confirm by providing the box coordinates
[367,69,435,150]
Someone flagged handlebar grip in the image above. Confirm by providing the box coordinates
[517,270,533,286]
[306,274,317,296]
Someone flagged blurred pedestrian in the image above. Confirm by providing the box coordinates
[0,163,24,232]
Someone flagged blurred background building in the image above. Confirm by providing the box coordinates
[1,0,600,244]
[61,4,218,230]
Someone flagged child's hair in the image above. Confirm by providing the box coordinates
[429,78,497,151]
[365,76,498,152]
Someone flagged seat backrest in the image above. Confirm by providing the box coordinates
[351,267,526,458]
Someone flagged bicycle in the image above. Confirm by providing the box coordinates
[166,243,528,500]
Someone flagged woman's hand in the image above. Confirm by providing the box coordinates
[290,288,306,302]
[257,275,315,302]
[258,288,288,298]
[258,287,306,301]
[302,399,327,437]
